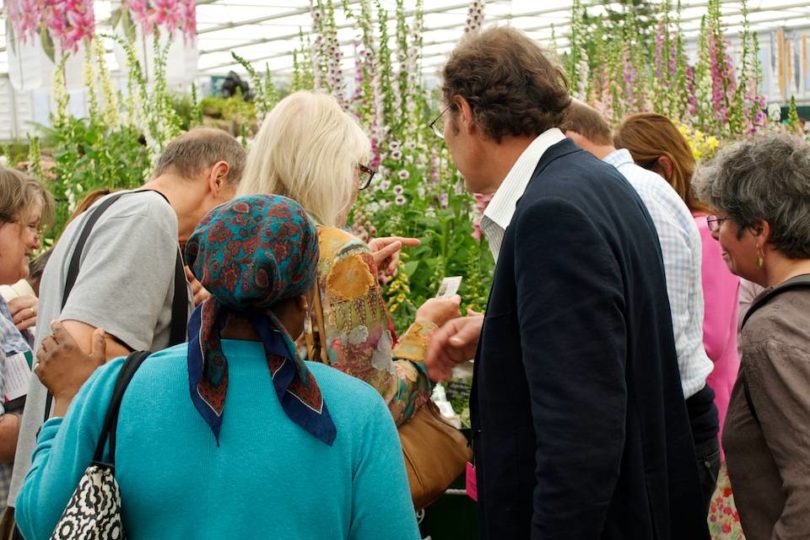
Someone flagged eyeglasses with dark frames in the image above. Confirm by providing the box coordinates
[429,105,451,139]
[706,215,730,233]
[358,164,376,190]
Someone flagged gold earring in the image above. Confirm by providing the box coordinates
[756,250,764,268]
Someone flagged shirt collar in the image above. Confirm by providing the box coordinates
[482,128,566,231]
[602,148,634,168]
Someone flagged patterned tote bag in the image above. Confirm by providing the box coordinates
[50,351,150,540]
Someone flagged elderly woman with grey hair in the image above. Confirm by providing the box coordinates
[697,132,810,540]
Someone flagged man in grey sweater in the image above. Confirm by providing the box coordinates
[7,128,245,514]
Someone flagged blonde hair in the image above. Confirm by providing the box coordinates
[238,91,371,226]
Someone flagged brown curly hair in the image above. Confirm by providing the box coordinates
[441,27,571,143]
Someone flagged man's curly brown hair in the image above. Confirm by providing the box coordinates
[441,27,571,143]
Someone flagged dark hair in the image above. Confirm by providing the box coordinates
[441,27,571,143]
[27,248,52,295]
[561,100,613,145]
[0,166,54,227]
[153,128,246,185]
[696,133,810,259]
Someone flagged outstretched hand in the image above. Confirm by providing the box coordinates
[368,236,421,280]
[425,314,484,381]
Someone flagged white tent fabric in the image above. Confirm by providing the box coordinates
[1,0,810,78]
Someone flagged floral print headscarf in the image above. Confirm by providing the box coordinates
[184,194,336,446]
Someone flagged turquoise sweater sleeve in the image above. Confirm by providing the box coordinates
[349,389,420,540]
[16,357,125,540]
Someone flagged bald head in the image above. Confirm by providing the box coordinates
[154,128,246,186]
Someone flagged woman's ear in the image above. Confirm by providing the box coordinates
[298,293,310,316]
[751,219,771,247]
[657,155,674,181]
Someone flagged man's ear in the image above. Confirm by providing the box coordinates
[455,96,475,134]
[208,161,230,194]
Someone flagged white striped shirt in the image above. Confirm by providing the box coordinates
[604,149,713,398]
[481,129,566,261]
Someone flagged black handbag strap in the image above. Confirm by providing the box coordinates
[92,351,151,464]
[44,190,188,422]
[169,249,188,347]
[739,274,810,425]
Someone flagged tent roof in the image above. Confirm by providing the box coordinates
[1,0,810,78]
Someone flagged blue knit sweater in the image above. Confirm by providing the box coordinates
[17,340,419,539]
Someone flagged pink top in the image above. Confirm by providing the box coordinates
[694,213,740,456]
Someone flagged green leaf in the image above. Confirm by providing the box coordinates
[39,25,56,63]
[122,10,137,43]
[6,18,17,55]
[402,260,419,277]
[109,8,123,29]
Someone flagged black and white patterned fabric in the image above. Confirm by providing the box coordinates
[50,463,125,539]
[48,351,150,540]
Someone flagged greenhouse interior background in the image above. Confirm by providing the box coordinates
[1,0,810,140]
[2,3,810,538]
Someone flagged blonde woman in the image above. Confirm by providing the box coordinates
[239,91,460,425]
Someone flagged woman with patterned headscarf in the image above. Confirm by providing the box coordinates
[17,195,419,539]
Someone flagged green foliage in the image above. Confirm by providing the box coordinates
[1,142,30,167]
[24,33,183,242]
[788,96,802,134]
[199,94,256,123]
[299,0,495,331]
[169,93,198,131]
[37,117,151,245]
[230,52,281,117]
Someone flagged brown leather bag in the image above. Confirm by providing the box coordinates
[305,282,471,509]
[399,401,472,509]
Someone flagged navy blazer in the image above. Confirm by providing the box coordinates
[471,139,709,539]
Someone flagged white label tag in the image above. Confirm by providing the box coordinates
[436,276,463,298]
[4,350,33,403]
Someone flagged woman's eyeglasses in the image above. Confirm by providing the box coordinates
[706,215,729,233]
[358,164,376,190]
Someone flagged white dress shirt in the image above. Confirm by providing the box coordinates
[480,128,566,260]
[604,149,713,398]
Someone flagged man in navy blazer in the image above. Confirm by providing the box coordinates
[425,28,709,539]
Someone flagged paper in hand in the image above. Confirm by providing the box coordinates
[436,276,463,298]
[3,350,33,403]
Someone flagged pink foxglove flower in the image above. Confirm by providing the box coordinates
[7,0,43,45]
[123,0,196,42]
[472,193,493,241]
